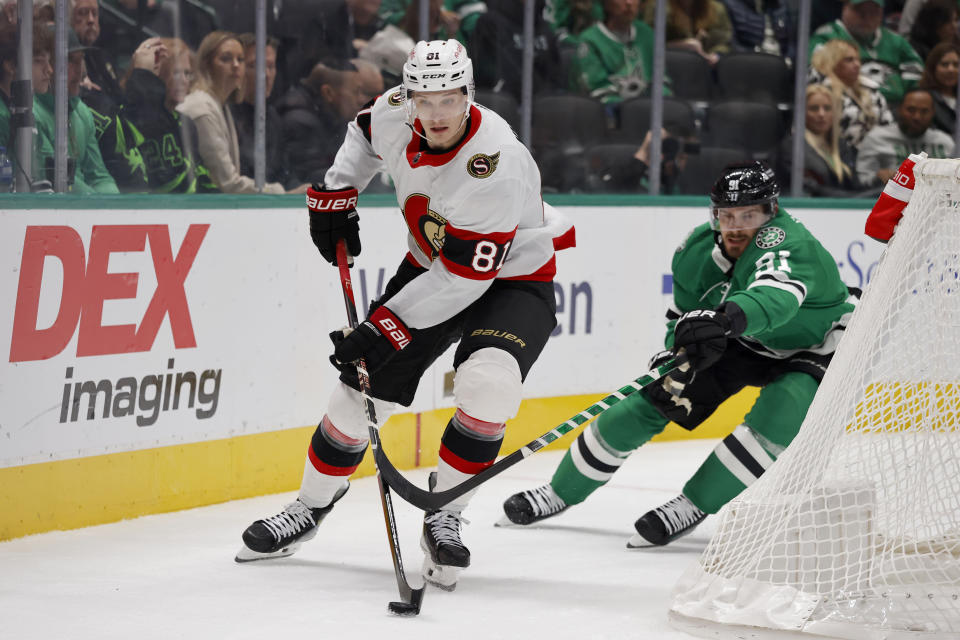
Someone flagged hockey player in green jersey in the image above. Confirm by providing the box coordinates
[503,161,858,547]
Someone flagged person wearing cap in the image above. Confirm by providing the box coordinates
[810,0,924,105]
[501,161,858,550]
[30,28,118,193]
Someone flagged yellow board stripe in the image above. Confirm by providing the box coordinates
[0,389,759,541]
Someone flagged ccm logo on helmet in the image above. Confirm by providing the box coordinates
[307,196,358,211]
[422,73,447,79]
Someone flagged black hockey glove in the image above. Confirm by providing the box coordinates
[307,183,361,265]
[330,306,412,374]
[649,348,694,388]
[672,302,747,371]
[644,378,694,426]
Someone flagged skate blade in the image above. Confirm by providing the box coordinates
[234,542,303,563]
[421,556,462,591]
[625,533,657,549]
[494,515,523,528]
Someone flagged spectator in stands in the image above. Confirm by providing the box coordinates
[275,59,363,185]
[357,23,415,86]
[810,0,924,105]
[591,126,695,193]
[32,29,118,193]
[471,0,567,99]
[231,33,293,189]
[384,0,477,43]
[178,31,305,194]
[646,0,733,66]
[281,0,385,88]
[918,41,959,134]
[72,0,123,114]
[811,38,894,149]
[351,57,384,104]
[721,0,795,62]
[908,0,959,61]
[0,22,13,108]
[857,87,954,185]
[0,23,50,180]
[777,84,860,197]
[898,0,926,38]
[94,37,219,193]
[545,0,604,46]
[109,0,216,50]
[570,0,663,105]
[1,0,15,28]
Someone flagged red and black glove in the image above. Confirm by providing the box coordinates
[307,184,360,265]
[330,306,412,373]
[672,302,746,371]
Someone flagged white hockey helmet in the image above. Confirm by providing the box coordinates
[402,39,474,122]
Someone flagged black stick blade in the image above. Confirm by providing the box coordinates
[387,601,420,616]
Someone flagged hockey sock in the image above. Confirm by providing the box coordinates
[550,421,632,505]
[299,415,368,509]
[550,394,667,505]
[434,409,504,513]
[684,372,817,513]
[683,430,767,514]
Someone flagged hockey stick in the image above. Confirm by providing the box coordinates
[373,354,689,512]
[335,240,425,617]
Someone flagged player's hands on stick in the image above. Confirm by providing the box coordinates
[649,349,693,390]
[330,306,412,373]
[307,183,361,265]
[672,303,746,371]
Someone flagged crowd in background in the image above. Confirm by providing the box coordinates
[0,0,957,195]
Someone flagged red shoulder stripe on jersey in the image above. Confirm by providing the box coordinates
[404,251,421,267]
[405,105,483,168]
[553,225,577,250]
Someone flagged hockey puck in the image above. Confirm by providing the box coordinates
[387,601,419,616]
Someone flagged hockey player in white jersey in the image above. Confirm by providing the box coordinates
[237,40,575,591]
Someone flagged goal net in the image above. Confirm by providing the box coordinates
[670,158,960,640]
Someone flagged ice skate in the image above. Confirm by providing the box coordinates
[627,494,706,548]
[420,509,470,591]
[235,483,349,562]
[499,483,569,526]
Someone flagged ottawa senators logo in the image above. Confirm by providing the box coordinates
[387,91,404,107]
[467,152,500,179]
[403,193,447,258]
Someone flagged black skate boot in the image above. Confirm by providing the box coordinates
[627,494,706,548]
[420,509,470,591]
[501,484,569,526]
[235,483,349,562]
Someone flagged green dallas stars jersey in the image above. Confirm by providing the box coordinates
[667,208,856,357]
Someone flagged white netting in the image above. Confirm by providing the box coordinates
[670,158,960,640]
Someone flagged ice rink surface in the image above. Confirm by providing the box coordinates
[1,439,722,640]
